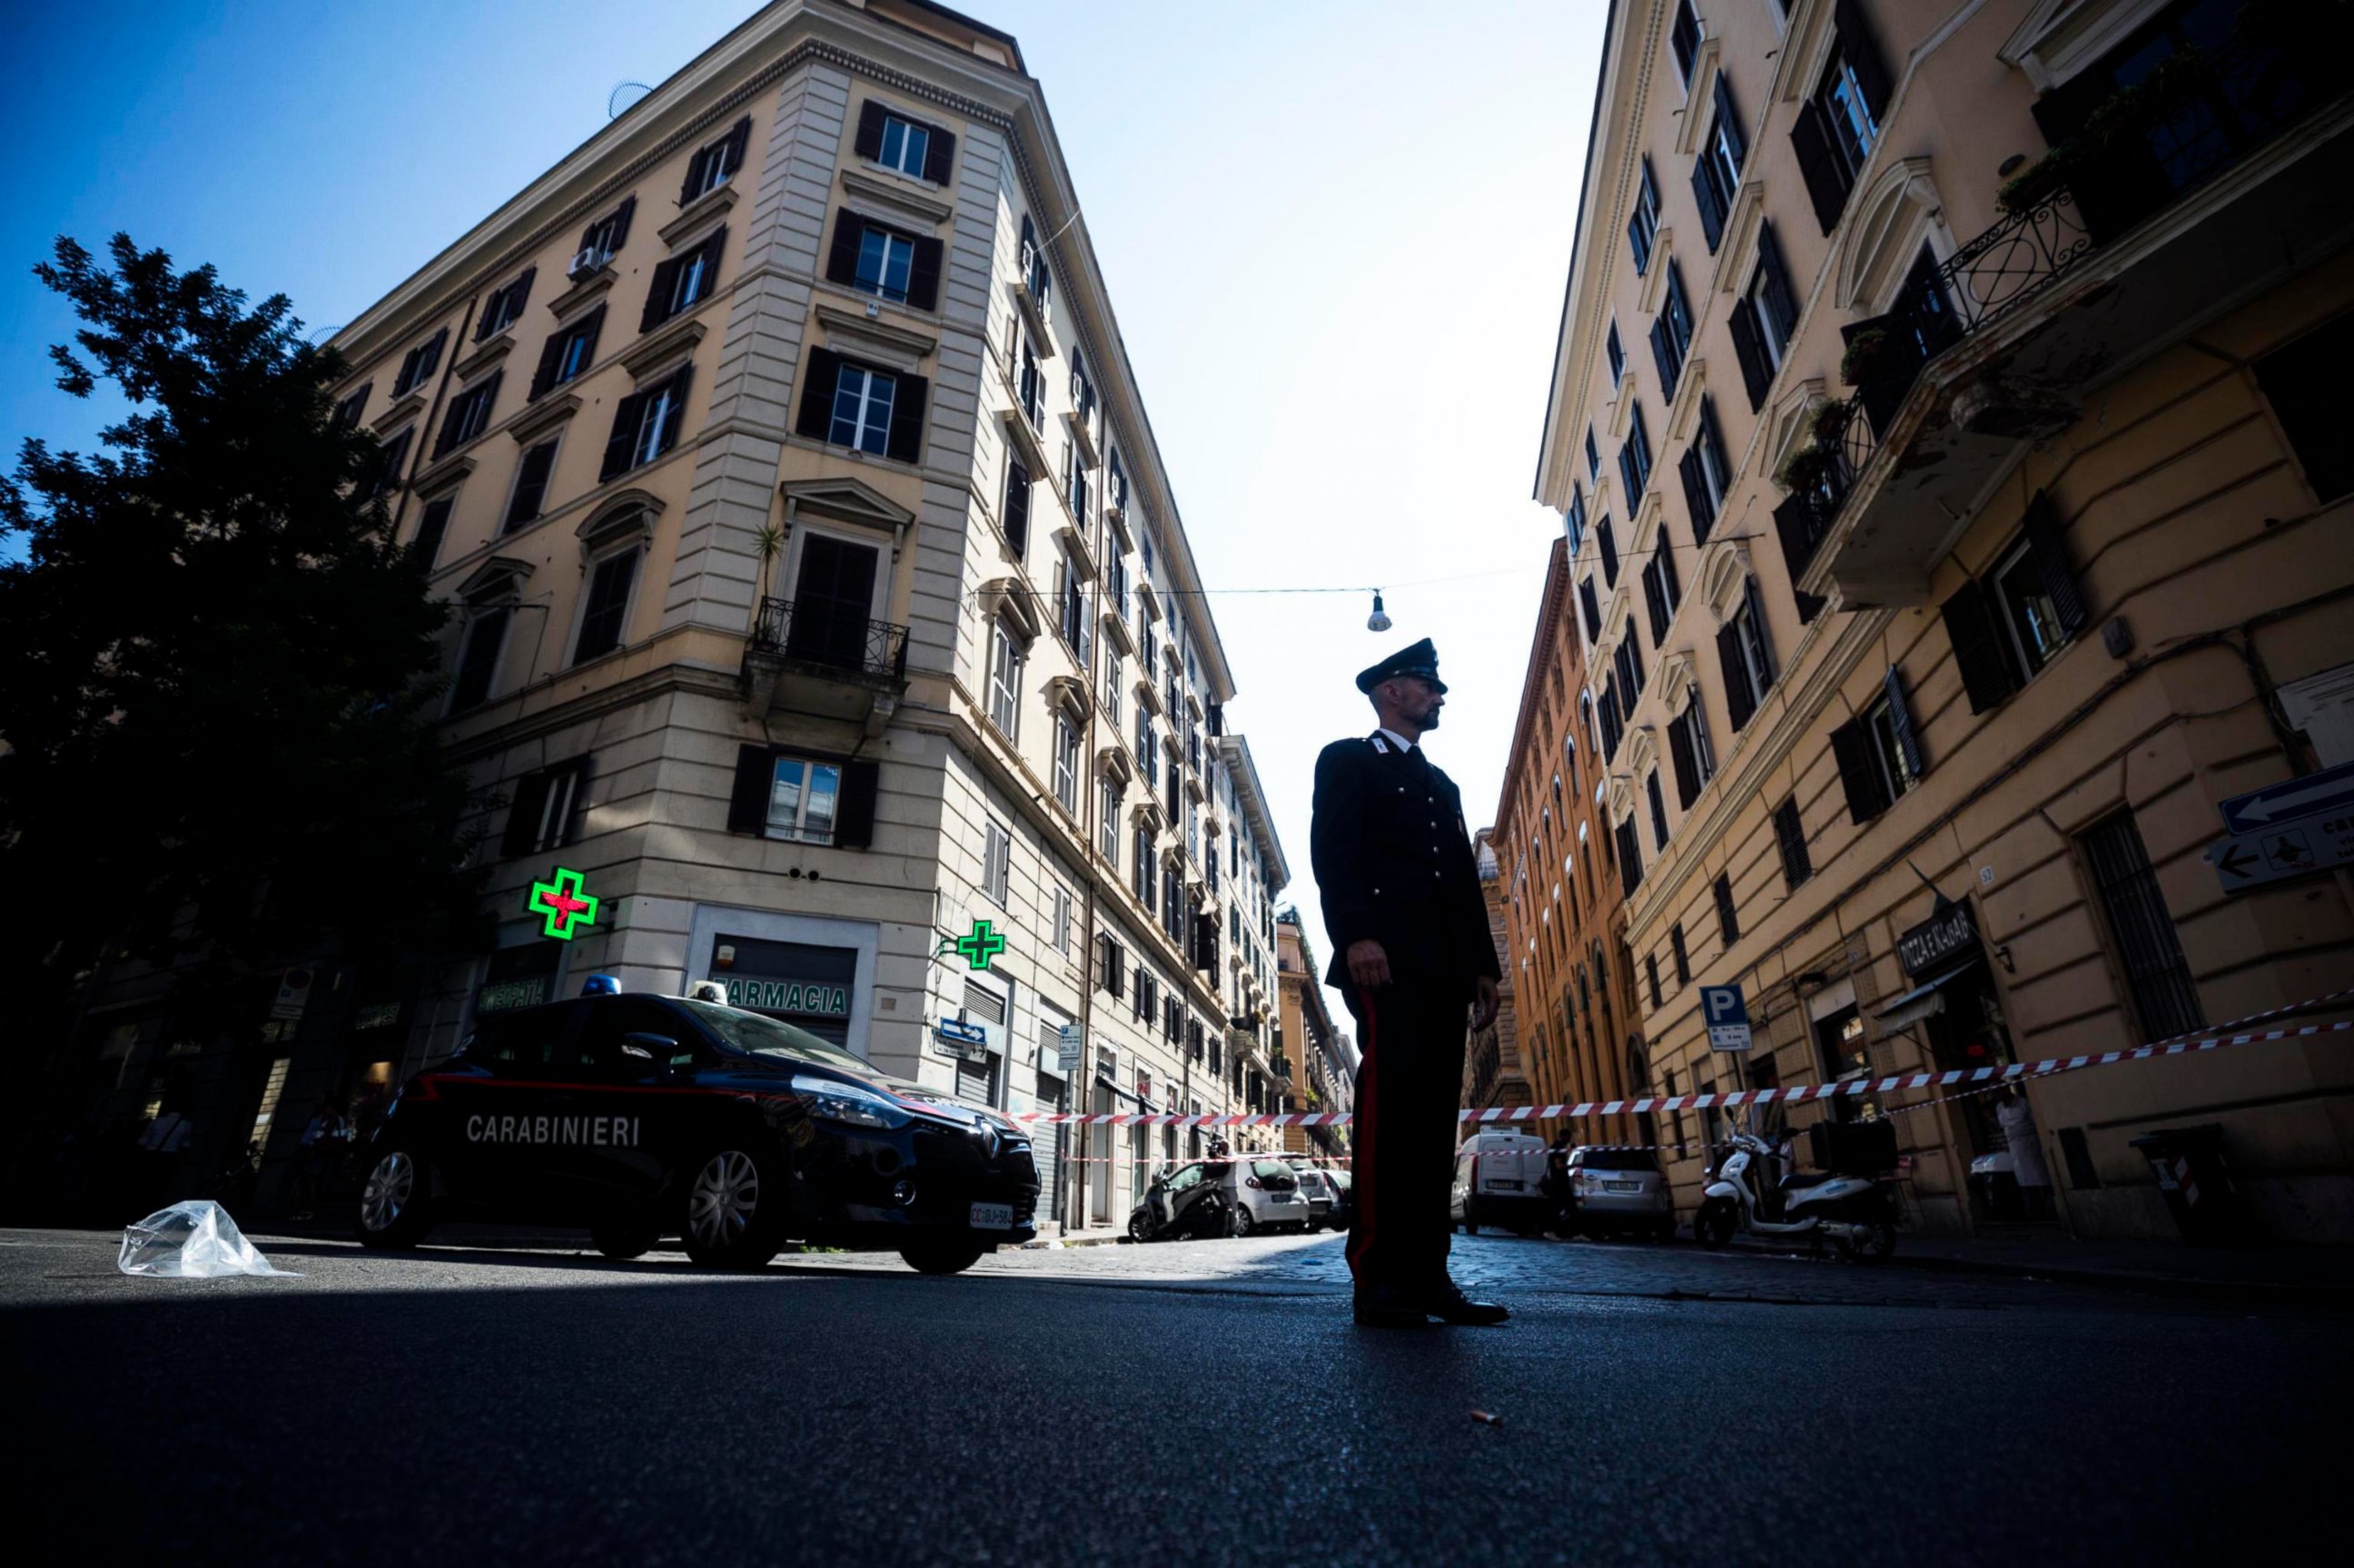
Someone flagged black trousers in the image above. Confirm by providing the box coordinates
[1340,976,1469,1297]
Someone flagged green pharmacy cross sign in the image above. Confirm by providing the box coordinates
[528,867,600,942]
[951,919,1007,971]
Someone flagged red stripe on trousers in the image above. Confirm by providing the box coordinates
[1345,993,1379,1289]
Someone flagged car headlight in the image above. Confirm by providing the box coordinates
[791,1075,910,1130]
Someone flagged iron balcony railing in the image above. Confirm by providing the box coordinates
[748,597,909,683]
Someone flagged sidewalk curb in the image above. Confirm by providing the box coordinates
[1725,1236,2354,1307]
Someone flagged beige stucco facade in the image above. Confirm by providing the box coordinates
[1528,0,2354,1239]
[1274,912,1354,1161]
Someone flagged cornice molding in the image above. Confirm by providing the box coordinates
[657,182,739,249]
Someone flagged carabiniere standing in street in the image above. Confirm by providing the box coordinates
[1311,639,1506,1328]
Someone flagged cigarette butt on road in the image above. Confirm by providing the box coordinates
[1469,1409,1502,1426]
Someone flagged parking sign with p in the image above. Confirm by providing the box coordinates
[1701,984,1751,1053]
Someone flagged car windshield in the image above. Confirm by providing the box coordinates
[1251,1159,1294,1182]
[1576,1146,1659,1173]
[676,999,875,1074]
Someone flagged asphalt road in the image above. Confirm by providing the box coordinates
[3,1224,2340,1566]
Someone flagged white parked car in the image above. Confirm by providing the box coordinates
[1219,1157,1309,1236]
[1289,1165,1339,1231]
[1450,1129,1553,1237]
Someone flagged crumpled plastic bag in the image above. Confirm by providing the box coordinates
[118,1199,300,1278]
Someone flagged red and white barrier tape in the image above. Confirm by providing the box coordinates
[1009,990,2354,1129]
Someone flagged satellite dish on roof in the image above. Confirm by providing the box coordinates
[608,81,651,119]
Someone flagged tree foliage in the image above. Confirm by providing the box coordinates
[0,235,490,1006]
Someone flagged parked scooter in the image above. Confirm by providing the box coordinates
[1692,1121,1900,1262]
[1126,1137,1239,1243]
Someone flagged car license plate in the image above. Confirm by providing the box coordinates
[1605,1180,1641,1193]
[1486,1178,1523,1190]
[969,1202,1013,1229]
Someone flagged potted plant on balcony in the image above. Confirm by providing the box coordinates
[1838,328,1892,388]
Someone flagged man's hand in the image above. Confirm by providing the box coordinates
[1472,975,1500,1031]
[1346,939,1391,990]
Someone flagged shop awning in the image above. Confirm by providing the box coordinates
[1094,1069,1159,1113]
[1874,960,1980,1031]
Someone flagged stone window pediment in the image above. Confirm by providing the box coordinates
[457,555,533,606]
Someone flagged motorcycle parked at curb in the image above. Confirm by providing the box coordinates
[1692,1124,1901,1262]
[1126,1139,1239,1243]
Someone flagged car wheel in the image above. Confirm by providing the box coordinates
[1128,1212,1152,1243]
[591,1212,663,1260]
[1232,1207,1256,1238]
[355,1146,433,1250]
[900,1241,988,1275]
[681,1144,783,1269]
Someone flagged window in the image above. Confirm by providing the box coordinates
[795,348,925,462]
[1789,6,1891,234]
[1579,577,1603,644]
[1098,932,1125,995]
[572,547,639,665]
[1941,493,2088,711]
[1668,0,1702,83]
[1691,74,1747,252]
[1053,883,1073,956]
[1831,666,1924,823]
[1714,872,1740,946]
[392,329,447,398]
[575,198,634,273]
[1666,691,1716,810]
[1773,798,1812,890]
[1642,524,1683,646]
[1647,952,1663,1011]
[477,268,535,340]
[1649,262,1695,400]
[449,606,510,714]
[501,756,592,858]
[2081,811,2204,1040]
[1597,515,1620,589]
[1730,224,1798,412]
[335,385,371,429]
[879,113,931,177]
[1627,157,1660,273]
[1606,321,1625,386]
[1647,771,1670,852]
[1133,823,1155,905]
[1677,398,1730,541]
[505,439,558,532]
[1670,922,1690,985]
[1585,427,1601,481]
[1716,577,1777,730]
[976,819,1011,906]
[1102,647,1122,714]
[1614,635,1647,706]
[1101,779,1122,862]
[987,620,1024,737]
[681,117,750,204]
[643,227,726,331]
[859,226,915,302]
[1614,816,1643,897]
[531,306,605,399]
[1564,485,1587,557]
[1053,714,1081,813]
[1618,401,1653,501]
[1001,453,1031,557]
[599,363,693,480]
[833,363,904,454]
[1063,438,1091,521]
[434,373,501,459]
[371,427,413,498]
[1015,332,1043,429]
[2253,302,2354,502]
[410,495,453,571]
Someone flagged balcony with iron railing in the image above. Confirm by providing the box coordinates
[1785,9,2350,605]
[741,595,910,732]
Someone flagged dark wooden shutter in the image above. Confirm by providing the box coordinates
[1597,516,1619,586]
[1003,455,1031,554]
[1718,622,1756,731]
[855,102,887,161]
[1715,873,1740,945]
[727,745,775,834]
[395,345,422,396]
[1646,560,1670,646]
[796,347,842,439]
[2020,489,2089,634]
[412,496,453,569]
[1616,819,1643,897]
[907,235,944,311]
[1729,297,1770,412]
[1941,577,2017,714]
[640,255,681,331]
[1667,711,1700,809]
[1678,447,1712,535]
[506,441,557,529]
[1774,491,1819,581]
[678,146,709,207]
[1757,222,1798,341]
[529,331,566,400]
[1790,101,1849,234]
[609,195,636,251]
[1743,576,1778,685]
[372,427,412,498]
[1689,155,1726,252]
[922,124,955,183]
[1578,577,1603,642]
[1649,318,1680,400]
[1884,663,1924,781]
[721,116,751,176]
[509,266,536,321]
[836,760,879,849]
[600,390,647,482]
[1830,715,1884,823]
[1658,522,1681,605]
[502,770,554,858]
[1774,800,1812,888]
[1834,0,1894,120]
[885,372,927,463]
[1713,72,1746,173]
[656,363,692,457]
[826,210,864,286]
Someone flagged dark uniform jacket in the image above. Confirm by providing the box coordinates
[1311,732,1501,992]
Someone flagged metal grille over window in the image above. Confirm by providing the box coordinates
[2081,811,2204,1040]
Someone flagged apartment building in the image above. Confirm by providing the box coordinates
[1528,0,2354,1238]
[1489,539,1647,1149]
[1460,830,1532,1119]
[73,0,1296,1230]
[1274,912,1354,1161]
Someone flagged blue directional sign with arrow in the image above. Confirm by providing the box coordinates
[2208,763,2354,892]
[2217,761,2354,835]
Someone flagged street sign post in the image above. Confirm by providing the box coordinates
[1700,985,1752,1053]
[2217,761,2354,836]
[1055,1024,1082,1077]
[2207,806,2354,892]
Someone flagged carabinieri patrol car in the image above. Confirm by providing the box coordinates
[355,991,1039,1273]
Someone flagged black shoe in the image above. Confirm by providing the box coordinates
[1352,1287,1434,1328]
[1424,1284,1509,1326]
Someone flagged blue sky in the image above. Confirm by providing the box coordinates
[3,0,1607,1008]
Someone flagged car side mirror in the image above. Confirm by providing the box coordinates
[622,1032,684,1074]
